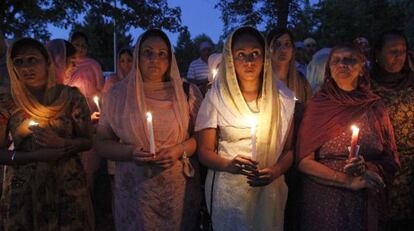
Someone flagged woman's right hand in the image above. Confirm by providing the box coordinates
[91,112,100,121]
[224,155,258,176]
[132,147,155,166]
[348,170,385,191]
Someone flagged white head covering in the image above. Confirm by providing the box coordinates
[306,47,331,92]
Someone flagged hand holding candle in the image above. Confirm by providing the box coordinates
[146,112,156,155]
[349,125,360,158]
[93,95,101,112]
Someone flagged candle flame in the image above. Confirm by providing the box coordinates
[93,96,99,105]
[28,120,39,126]
[146,112,152,122]
[247,116,257,134]
[294,96,299,101]
[212,68,218,79]
[351,125,359,133]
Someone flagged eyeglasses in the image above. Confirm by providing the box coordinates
[13,56,43,68]
[233,51,263,62]
[140,49,169,60]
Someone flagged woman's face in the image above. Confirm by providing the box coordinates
[119,52,133,76]
[12,47,48,89]
[139,36,170,82]
[271,33,293,65]
[72,37,88,58]
[329,48,364,90]
[377,36,407,73]
[232,34,264,83]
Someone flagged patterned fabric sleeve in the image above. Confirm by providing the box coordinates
[69,87,92,138]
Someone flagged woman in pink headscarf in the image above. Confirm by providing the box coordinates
[103,47,133,93]
[96,29,203,230]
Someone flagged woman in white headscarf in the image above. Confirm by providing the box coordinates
[196,27,296,231]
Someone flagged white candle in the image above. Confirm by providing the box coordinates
[248,117,258,160]
[28,120,39,127]
[93,96,101,112]
[212,68,218,80]
[146,112,156,154]
[349,125,360,158]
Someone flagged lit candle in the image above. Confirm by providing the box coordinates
[146,112,156,154]
[212,68,218,80]
[248,116,258,160]
[93,96,101,112]
[28,120,39,127]
[349,125,360,158]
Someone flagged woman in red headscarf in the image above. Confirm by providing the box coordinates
[296,44,398,231]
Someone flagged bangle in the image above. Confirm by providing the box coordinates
[11,151,16,161]
[180,143,188,159]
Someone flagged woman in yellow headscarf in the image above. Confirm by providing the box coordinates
[196,27,296,230]
[0,38,94,230]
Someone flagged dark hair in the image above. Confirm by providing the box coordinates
[70,31,88,44]
[231,27,265,50]
[374,29,408,52]
[139,29,172,63]
[11,38,49,62]
[64,40,76,58]
[267,28,294,48]
[118,47,133,59]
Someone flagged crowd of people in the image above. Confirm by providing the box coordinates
[0,26,413,231]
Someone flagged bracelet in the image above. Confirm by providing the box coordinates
[180,143,188,159]
[11,151,16,161]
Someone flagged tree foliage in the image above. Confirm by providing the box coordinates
[215,0,303,36]
[1,0,183,41]
[311,0,406,46]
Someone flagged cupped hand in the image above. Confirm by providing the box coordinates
[344,156,366,176]
[247,167,277,187]
[153,145,182,169]
[132,147,155,166]
[225,155,258,176]
[30,126,65,148]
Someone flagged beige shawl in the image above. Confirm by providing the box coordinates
[7,38,71,121]
[213,27,284,229]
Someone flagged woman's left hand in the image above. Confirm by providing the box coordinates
[153,145,182,169]
[344,156,366,176]
[247,167,278,187]
[30,126,65,148]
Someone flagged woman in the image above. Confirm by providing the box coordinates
[103,47,133,93]
[0,38,94,230]
[297,44,399,231]
[196,27,296,231]
[267,28,312,104]
[95,29,203,230]
[371,30,414,229]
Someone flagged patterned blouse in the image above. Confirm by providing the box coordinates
[0,86,94,231]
